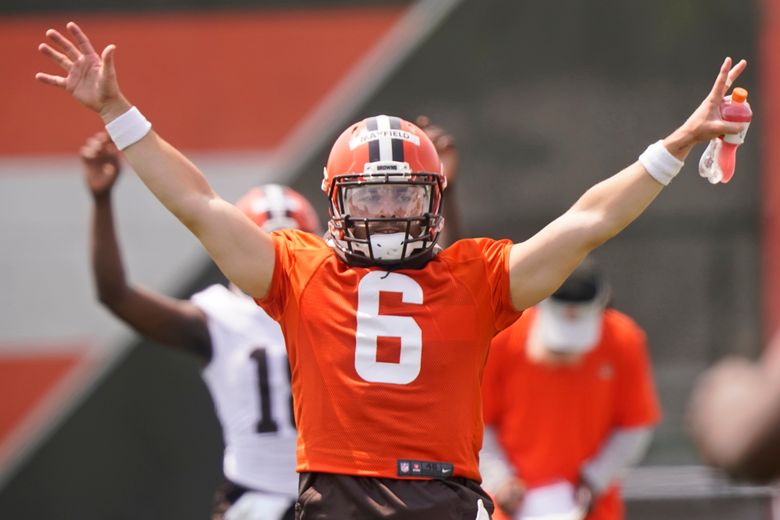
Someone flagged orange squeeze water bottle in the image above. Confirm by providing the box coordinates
[698,87,752,184]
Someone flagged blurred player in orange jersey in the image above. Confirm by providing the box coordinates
[39,21,745,519]
[688,331,780,484]
[481,261,660,520]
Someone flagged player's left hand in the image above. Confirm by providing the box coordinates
[678,57,748,145]
[416,115,459,186]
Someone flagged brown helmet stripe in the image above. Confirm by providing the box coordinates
[365,116,381,162]
[388,116,405,163]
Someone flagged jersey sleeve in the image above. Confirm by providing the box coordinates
[254,230,297,321]
[478,238,523,331]
[612,315,662,428]
[254,230,330,321]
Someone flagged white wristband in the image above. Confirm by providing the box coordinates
[105,106,152,151]
[638,140,684,186]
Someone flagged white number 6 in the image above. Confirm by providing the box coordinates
[355,271,423,384]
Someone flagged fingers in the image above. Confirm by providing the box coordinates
[709,57,749,99]
[39,27,81,87]
[34,72,66,88]
[435,134,456,151]
[66,21,97,56]
[80,144,97,161]
[45,28,81,61]
[416,115,456,152]
[416,115,431,128]
[93,133,116,155]
[105,139,119,155]
[725,59,748,90]
[81,132,114,158]
[102,44,117,81]
[96,134,120,160]
[81,135,105,161]
[721,122,748,135]
[708,57,733,101]
[41,23,101,73]
[80,134,101,160]
[38,43,73,71]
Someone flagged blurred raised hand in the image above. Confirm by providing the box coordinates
[81,132,121,199]
[416,115,459,186]
[417,115,463,244]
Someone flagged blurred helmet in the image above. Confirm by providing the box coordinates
[533,260,610,355]
[236,184,320,233]
[321,114,446,267]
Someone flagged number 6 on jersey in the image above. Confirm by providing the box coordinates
[355,271,423,384]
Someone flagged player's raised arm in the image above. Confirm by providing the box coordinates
[507,57,748,311]
[36,22,275,299]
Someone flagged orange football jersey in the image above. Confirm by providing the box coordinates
[257,229,522,480]
[483,308,661,520]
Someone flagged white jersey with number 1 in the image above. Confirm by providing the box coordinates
[191,284,297,497]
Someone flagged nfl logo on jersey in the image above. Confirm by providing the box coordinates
[400,462,410,474]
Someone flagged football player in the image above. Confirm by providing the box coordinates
[81,132,319,520]
[39,22,747,519]
[80,118,461,520]
[481,260,660,520]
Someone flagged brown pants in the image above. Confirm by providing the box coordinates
[295,472,494,519]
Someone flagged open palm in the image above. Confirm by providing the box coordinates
[36,22,122,114]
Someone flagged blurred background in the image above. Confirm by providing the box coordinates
[0,0,775,518]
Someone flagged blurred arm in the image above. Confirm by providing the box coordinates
[480,425,516,492]
[689,342,780,482]
[580,427,654,494]
[84,133,212,359]
[480,425,525,516]
[91,194,212,359]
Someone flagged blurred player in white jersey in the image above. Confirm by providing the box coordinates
[81,132,319,520]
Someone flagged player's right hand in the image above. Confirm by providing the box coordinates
[81,132,121,198]
[36,22,130,120]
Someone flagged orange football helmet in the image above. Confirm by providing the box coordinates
[322,115,446,267]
